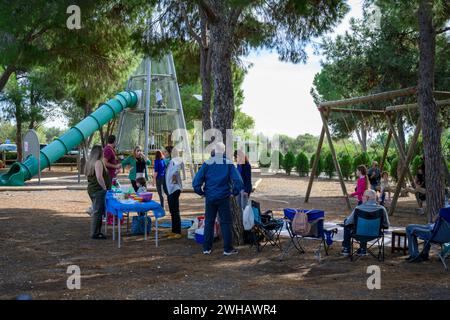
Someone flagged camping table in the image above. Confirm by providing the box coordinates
[105,191,165,248]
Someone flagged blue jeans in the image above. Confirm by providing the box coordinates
[342,224,367,250]
[204,197,233,253]
[406,224,433,257]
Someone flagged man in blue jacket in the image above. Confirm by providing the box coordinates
[193,142,244,256]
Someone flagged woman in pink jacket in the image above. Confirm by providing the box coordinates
[350,165,369,205]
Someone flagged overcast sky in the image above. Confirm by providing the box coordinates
[239,0,364,138]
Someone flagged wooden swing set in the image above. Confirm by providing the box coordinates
[304,87,450,215]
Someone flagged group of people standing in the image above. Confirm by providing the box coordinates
[85,135,183,240]
[85,136,253,252]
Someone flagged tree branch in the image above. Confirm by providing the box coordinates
[197,0,218,23]
[181,6,203,46]
[436,26,450,34]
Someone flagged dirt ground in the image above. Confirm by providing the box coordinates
[0,169,449,300]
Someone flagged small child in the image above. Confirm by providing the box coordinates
[380,171,390,206]
[350,165,369,206]
[136,177,147,193]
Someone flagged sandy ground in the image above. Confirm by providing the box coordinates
[0,169,449,300]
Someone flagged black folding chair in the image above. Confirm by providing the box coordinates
[249,201,284,252]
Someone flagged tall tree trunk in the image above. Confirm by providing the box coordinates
[16,116,22,162]
[210,13,234,144]
[200,13,212,132]
[0,66,15,92]
[418,0,444,221]
[396,112,407,187]
[356,126,367,152]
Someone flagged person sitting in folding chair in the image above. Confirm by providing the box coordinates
[341,189,390,257]
[406,207,450,266]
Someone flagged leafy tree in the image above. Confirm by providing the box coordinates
[310,153,324,178]
[295,152,309,177]
[323,152,335,179]
[283,151,295,175]
[411,155,424,176]
[390,157,399,183]
[353,152,372,172]
[258,149,271,168]
[338,154,353,180]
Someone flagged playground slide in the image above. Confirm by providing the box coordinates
[0,91,138,186]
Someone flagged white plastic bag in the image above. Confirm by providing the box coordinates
[243,204,255,231]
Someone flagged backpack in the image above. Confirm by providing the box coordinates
[292,211,311,236]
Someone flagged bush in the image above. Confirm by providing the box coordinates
[339,154,353,180]
[283,151,295,175]
[258,149,271,168]
[390,157,399,182]
[295,152,309,177]
[381,160,391,176]
[411,155,423,176]
[323,152,335,179]
[353,152,371,172]
[310,153,324,177]
[269,150,284,171]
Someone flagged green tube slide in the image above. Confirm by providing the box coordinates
[0,91,138,186]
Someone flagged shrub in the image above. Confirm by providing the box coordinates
[283,151,295,175]
[338,154,353,180]
[353,152,371,172]
[323,152,335,179]
[258,149,271,168]
[390,157,399,182]
[411,155,423,176]
[269,150,284,171]
[295,152,309,177]
[381,160,391,176]
[310,153,324,177]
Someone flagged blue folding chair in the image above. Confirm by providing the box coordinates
[350,208,385,261]
[281,209,337,260]
[415,207,450,270]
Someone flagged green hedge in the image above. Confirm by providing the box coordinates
[283,151,295,175]
[310,153,324,177]
[295,152,309,177]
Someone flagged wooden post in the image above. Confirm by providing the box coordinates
[385,114,416,187]
[389,120,422,216]
[380,130,392,172]
[304,125,325,203]
[320,110,352,210]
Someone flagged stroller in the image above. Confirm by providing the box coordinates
[280,208,337,260]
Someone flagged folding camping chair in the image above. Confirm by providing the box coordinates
[281,209,337,260]
[249,200,284,252]
[350,208,385,262]
[414,207,450,270]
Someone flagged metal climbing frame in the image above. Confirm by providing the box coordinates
[116,54,194,178]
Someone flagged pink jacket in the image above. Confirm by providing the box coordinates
[351,176,367,202]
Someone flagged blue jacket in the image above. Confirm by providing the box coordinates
[237,163,252,194]
[192,154,244,202]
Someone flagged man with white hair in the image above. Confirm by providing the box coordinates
[341,189,390,256]
[193,142,244,256]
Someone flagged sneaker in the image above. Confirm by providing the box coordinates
[341,248,350,257]
[357,248,368,256]
[203,250,211,255]
[223,249,239,256]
